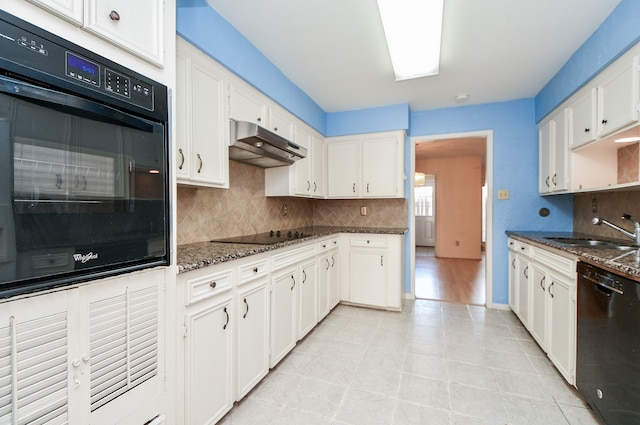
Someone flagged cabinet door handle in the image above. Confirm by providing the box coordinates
[552,173,557,186]
[545,176,550,188]
[584,128,590,133]
[178,148,185,170]
[302,270,307,283]
[381,256,384,267]
[273,126,278,131]
[352,183,356,193]
[601,119,608,125]
[196,153,203,173]
[524,266,529,279]
[109,10,120,21]
[257,117,262,122]
[325,259,330,270]
[540,276,546,290]
[331,256,335,267]
[511,259,516,269]
[223,307,229,329]
[243,298,249,318]
[307,180,311,191]
[367,183,370,193]
[290,275,295,290]
[549,282,555,298]
[314,182,317,192]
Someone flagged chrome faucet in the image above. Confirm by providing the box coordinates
[592,214,640,246]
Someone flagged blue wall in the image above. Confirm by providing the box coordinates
[410,100,573,304]
[326,104,410,136]
[536,0,640,122]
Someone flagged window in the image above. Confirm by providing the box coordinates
[415,185,433,217]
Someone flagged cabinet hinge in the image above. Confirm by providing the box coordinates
[182,325,188,338]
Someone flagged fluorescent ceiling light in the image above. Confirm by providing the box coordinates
[377,0,444,81]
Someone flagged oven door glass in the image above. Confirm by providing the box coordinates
[0,75,168,296]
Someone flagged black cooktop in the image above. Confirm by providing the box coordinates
[212,229,313,245]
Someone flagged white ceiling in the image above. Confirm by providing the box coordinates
[205,0,620,113]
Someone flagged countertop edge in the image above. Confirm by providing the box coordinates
[507,231,640,280]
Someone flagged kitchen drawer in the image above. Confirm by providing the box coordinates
[272,243,317,271]
[508,238,531,256]
[350,236,387,248]
[183,267,233,306]
[237,257,270,286]
[532,246,577,278]
[318,237,338,252]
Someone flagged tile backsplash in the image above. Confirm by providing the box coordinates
[574,190,640,238]
[177,160,408,246]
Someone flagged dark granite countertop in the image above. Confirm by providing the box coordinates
[506,231,640,280]
[177,226,407,274]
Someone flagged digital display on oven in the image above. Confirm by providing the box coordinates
[68,53,98,75]
[65,52,100,86]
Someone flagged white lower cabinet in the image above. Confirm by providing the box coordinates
[235,277,269,400]
[298,260,318,339]
[344,234,402,311]
[507,238,532,327]
[270,266,298,367]
[317,237,340,320]
[547,274,575,384]
[0,268,167,425]
[184,292,233,425]
[508,238,577,385]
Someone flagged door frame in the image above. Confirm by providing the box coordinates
[408,130,494,307]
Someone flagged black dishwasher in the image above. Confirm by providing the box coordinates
[577,261,640,424]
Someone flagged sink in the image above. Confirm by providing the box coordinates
[544,237,638,250]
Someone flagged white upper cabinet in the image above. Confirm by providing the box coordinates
[596,56,639,138]
[326,131,405,199]
[326,138,361,198]
[84,0,164,66]
[540,41,640,194]
[26,0,83,25]
[268,106,295,140]
[176,39,228,188]
[229,83,267,126]
[28,0,165,66]
[567,88,597,149]
[264,123,326,198]
[539,109,569,194]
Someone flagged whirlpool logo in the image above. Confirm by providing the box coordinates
[74,252,99,264]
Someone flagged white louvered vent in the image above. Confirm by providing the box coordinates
[0,312,68,424]
[89,286,158,412]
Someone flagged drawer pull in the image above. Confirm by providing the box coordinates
[109,10,120,21]
[253,267,258,273]
[178,148,185,170]
[223,307,229,329]
[210,281,217,289]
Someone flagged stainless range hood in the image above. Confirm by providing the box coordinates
[229,121,307,168]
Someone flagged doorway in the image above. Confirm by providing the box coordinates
[409,132,492,306]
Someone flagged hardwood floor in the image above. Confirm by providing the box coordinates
[415,246,486,305]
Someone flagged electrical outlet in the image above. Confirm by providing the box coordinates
[592,198,598,213]
[360,206,367,216]
[282,204,288,216]
[497,189,510,200]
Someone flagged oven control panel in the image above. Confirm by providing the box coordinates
[0,10,164,118]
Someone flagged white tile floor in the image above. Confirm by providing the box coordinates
[219,300,604,425]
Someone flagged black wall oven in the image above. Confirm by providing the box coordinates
[0,10,169,298]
